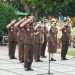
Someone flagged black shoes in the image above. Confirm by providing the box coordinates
[24,67,34,71]
[35,59,43,62]
[41,56,47,58]
[49,58,56,61]
[10,57,17,59]
[28,68,34,71]
[61,58,68,60]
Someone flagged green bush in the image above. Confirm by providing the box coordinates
[0,2,17,33]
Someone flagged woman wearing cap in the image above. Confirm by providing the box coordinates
[48,19,58,61]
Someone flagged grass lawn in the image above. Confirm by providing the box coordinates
[57,27,75,38]
[57,50,75,56]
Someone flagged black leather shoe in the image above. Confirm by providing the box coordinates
[41,56,47,58]
[35,60,43,62]
[51,58,56,61]
[61,58,68,60]
[28,68,34,71]
[24,68,29,71]
[24,68,33,71]
[10,57,17,59]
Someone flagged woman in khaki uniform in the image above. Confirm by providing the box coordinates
[48,19,58,61]
[7,19,17,59]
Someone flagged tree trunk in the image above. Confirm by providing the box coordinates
[22,0,40,22]
[23,2,30,13]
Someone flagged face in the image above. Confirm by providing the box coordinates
[64,21,69,26]
[51,21,56,26]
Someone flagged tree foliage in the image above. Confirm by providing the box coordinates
[4,0,75,17]
[0,1,17,33]
[18,0,74,16]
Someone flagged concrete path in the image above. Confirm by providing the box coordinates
[0,46,75,75]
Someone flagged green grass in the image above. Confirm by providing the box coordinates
[57,50,75,56]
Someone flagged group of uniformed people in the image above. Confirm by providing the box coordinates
[7,14,71,71]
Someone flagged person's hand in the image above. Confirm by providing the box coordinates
[11,19,16,24]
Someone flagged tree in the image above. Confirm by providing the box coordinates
[18,0,74,20]
[4,0,74,17]
[2,0,75,20]
[0,1,17,34]
[18,0,53,21]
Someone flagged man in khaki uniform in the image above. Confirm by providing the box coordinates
[20,16,34,71]
[14,17,27,62]
[34,22,44,62]
[61,19,71,60]
[7,19,17,59]
[41,22,48,58]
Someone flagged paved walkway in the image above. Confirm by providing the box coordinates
[0,46,75,75]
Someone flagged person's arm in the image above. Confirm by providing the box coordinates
[56,26,58,34]
[14,18,26,27]
[60,25,64,31]
[7,19,16,29]
[20,16,34,27]
[34,22,42,30]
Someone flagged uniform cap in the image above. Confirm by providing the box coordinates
[51,18,56,23]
